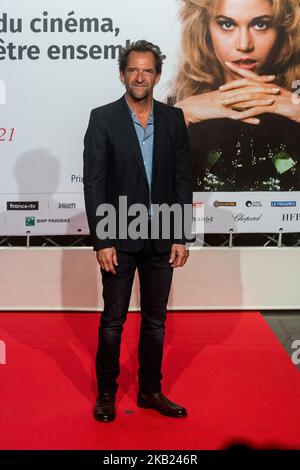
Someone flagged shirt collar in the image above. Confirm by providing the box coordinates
[125,94,154,123]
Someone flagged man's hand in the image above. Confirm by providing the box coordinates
[96,247,118,274]
[169,244,189,268]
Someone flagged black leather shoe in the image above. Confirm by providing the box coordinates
[137,392,187,418]
[93,392,116,422]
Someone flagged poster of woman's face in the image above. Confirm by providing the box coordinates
[173,0,300,192]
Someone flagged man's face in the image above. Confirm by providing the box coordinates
[120,51,161,101]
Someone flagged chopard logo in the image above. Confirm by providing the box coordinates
[233,213,263,223]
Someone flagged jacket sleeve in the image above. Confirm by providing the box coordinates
[173,107,196,244]
[83,109,114,251]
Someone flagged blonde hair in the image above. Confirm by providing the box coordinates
[173,0,300,101]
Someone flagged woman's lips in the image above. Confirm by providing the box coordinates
[232,59,259,70]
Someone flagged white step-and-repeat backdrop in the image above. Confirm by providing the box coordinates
[1,0,300,236]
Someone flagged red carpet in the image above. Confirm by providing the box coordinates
[0,311,300,450]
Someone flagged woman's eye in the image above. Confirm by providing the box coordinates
[254,22,269,30]
[219,21,235,31]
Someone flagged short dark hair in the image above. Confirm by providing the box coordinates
[118,40,165,74]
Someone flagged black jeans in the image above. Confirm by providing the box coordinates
[96,238,173,395]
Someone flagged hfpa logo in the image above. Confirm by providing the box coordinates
[0,340,6,364]
[0,80,6,104]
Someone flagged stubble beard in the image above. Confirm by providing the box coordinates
[128,85,151,102]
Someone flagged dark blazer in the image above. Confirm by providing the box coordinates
[83,94,194,253]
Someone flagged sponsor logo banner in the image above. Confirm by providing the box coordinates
[271,201,297,207]
[7,201,39,210]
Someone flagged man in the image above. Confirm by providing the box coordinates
[83,40,194,423]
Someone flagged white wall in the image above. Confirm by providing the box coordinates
[0,247,299,311]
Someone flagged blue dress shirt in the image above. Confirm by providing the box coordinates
[125,96,154,216]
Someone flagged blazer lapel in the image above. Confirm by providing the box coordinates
[152,99,164,191]
[117,95,148,186]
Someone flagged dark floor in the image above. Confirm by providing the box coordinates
[262,311,300,371]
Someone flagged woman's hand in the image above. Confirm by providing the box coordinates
[220,61,300,124]
[175,87,271,126]
[176,61,300,125]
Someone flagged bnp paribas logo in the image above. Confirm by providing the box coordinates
[25,216,35,226]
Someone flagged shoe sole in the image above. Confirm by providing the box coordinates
[93,413,116,423]
[137,401,187,418]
